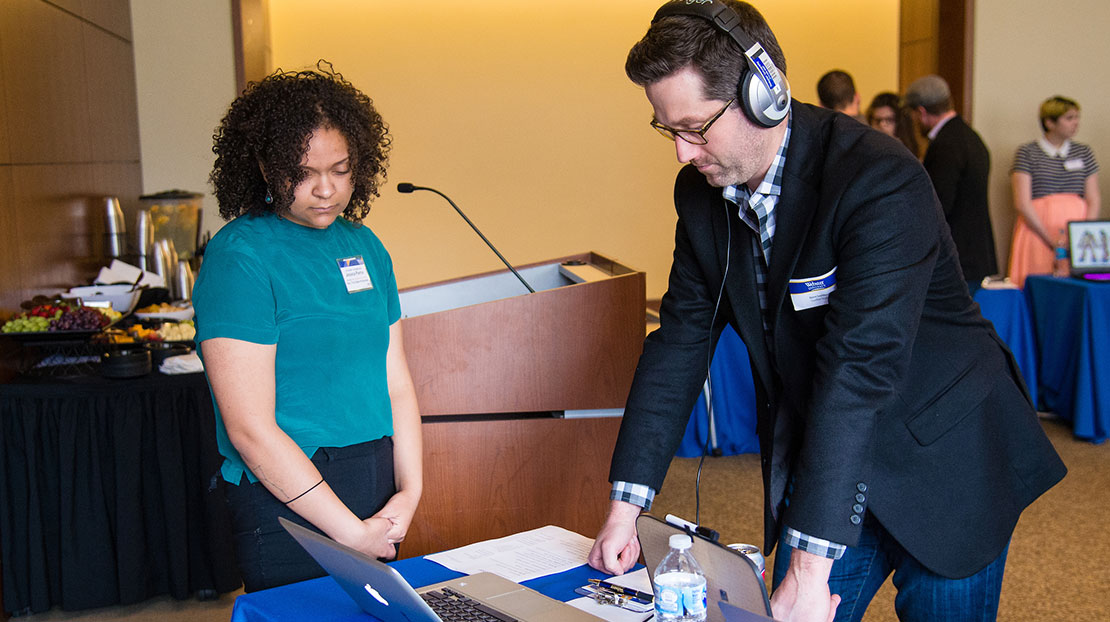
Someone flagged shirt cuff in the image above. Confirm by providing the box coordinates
[610,481,655,510]
[783,526,847,560]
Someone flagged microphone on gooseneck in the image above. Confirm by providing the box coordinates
[396,183,535,294]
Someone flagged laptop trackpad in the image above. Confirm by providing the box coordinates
[449,573,600,621]
[488,589,560,617]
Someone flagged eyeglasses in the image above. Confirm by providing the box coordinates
[650,98,736,145]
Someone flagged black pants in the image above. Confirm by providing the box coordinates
[224,437,396,592]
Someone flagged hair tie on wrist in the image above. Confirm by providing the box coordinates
[285,477,324,505]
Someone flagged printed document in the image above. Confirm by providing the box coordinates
[424,525,594,582]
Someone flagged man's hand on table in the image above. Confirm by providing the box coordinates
[588,500,642,575]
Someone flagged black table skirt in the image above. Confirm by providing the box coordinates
[0,372,241,615]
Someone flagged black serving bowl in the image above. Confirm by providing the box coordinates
[100,347,152,378]
[145,341,191,366]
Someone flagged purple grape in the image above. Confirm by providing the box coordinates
[49,307,109,331]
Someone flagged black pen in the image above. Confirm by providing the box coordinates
[588,578,653,603]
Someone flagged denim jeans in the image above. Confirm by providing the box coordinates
[224,436,396,592]
[771,513,1008,622]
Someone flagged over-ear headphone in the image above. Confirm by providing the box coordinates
[653,0,791,128]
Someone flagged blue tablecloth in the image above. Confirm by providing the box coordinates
[975,288,1039,407]
[230,557,611,622]
[1025,276,1109,443]
[677,288,1040,456]
[677,325,759,457]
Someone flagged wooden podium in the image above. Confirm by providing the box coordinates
[398,252,644,556]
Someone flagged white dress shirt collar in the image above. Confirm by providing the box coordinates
[1037,136,1071,158]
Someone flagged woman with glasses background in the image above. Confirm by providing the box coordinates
[866,91,920,157]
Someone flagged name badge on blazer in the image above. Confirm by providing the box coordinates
[789,267,837,311]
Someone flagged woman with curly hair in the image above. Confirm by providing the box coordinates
[192,62,421,592]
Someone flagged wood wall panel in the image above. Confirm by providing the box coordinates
[0,0,141,316]
[0,51,9,165]
[0,168,18,313]
[900,0,974,119]
[899,39,939,95]
[899,0,938,95]
[10,165,101,298]
[937,0,973,119]
[74,0,132,41]
[42,0,129,37]
[0,0,92,164]
[43,0,80,15]
[90,161,143,216]
[900,0,938,43]
[83,22,141,162]
[233,0,273,94]
[403,416,621,558]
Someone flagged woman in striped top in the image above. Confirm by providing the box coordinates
[1008,96,1101,286]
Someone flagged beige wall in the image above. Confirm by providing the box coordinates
[973,0,1110,273]
[131,0,237,239]
[268,1,898,297]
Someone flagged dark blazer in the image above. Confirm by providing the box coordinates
[609,102,1065,579]
[922,116,998,282]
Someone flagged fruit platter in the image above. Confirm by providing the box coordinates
[98,320,196,345]
[133,302,194,321]
[1,297,122,342]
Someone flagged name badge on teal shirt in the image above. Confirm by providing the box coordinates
[337,256,374,293]
[788,266,837,311]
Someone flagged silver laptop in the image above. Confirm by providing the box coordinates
[279,517,602,622]
[719,600,777,622]
[637,513,774,621]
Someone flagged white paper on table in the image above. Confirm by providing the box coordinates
[568,596,654,622]
[423,525,594,582]
[604,567,653,594]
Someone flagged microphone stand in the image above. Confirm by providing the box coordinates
[397,184,535,293]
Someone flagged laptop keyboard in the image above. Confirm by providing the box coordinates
[421,587,521,622]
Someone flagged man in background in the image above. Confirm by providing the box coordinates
[906,74,997,293]
[816,69,864,122]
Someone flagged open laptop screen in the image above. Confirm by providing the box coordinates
[1068,220,1110,279]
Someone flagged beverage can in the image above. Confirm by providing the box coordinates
[727,543,766,580]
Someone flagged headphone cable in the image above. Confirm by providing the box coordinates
[695,200,732,526]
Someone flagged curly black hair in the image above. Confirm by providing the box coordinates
[210,61,391,223]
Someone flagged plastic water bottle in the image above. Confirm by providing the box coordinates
[1053,228,1070,278]
[653,534,707,622]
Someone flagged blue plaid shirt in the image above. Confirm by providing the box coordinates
[612,120,846,561]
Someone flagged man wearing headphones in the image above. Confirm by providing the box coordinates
[588,2,1065,621]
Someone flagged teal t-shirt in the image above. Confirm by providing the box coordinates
[192,213,401,484]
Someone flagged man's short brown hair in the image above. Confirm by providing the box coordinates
[625,0,787,103]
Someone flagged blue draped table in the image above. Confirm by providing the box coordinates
[1024,275,1109,443]
[677,287,1039,456]
[230,556,611,622]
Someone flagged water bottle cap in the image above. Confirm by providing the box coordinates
[669,534,693,550]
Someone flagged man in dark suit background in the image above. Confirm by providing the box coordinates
[816,69,865,124]
[906,75,998,293]
[587,2,1065,621]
